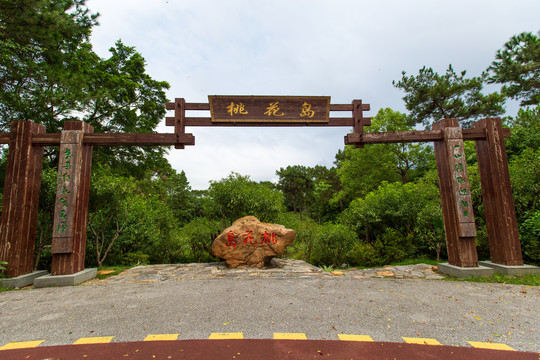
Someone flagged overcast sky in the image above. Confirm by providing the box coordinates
[87,0,539,189]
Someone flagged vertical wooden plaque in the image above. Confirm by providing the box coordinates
[51,130,84,253]
[51,121,94,275]
[444,127,476,238]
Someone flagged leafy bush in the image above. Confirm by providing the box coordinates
[203,173,284,224]
[179,217,220,263]
[521,211,540,264]
[122,252,149,266]
[0,261,8,277]
[310,223,358,267]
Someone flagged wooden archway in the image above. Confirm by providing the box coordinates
[0,96,527,282]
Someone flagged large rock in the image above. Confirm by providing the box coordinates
[211,216,295,268]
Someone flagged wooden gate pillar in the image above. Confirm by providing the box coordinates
[474,118,523,265]
[0,121,45,277]
[433,119,478,267]
[51,121,94,275]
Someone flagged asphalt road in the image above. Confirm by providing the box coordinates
[0,277,538,352]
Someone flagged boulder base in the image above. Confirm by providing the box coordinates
[211,216,295,268]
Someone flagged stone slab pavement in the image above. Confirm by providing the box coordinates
[0,260,538,354]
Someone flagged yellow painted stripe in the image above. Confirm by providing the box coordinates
[274,333,307,340]
[209,333,244,339]
[73,336,114,345]
[338,334,374,342]
[468,341,515,351]
[144,334,179,341]
[0,340,45,350]
[403,337,441,345]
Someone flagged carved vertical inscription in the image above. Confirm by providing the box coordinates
[51,131,83,253]
[444,127,476,237]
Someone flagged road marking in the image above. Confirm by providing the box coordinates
[0,335,519,351]
[73,336,114,344]
[0,340,45,350]
[403,337,441,345]
[274,333,307,340]
[144,334,180,341]
[209,333,244,339]
[338,334,374,342]
[468,341,515,351]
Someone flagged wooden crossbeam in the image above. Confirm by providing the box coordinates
[164,102,371,127]
[165,117,367,127]
[345,128,511,145]
[0,133,195,146]
[165,102,370,112]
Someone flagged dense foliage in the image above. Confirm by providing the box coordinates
[393,65,505,127]
[487,31,540,106]
[0,4,538,269]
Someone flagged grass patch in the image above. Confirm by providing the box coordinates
[96,265,132,280]
[391,257,438,266]
[442,273,540,286]
[0,286,12,292]
[320,265,336,273]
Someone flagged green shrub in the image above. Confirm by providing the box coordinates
[0,261,7,277]
[122,251,149,266]
[204,173,284,224]
[521,211,540,264]
[310,223,357,267]
[348,242,381,267]
[179,217,220,263]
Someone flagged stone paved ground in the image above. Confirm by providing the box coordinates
[2,258,538,353]
[90,258,444,285]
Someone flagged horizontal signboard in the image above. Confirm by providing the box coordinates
[209,96,330,123]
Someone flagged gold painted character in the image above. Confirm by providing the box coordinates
[226,102,248,116]
[300,102,315,118]
[264,102,284,117]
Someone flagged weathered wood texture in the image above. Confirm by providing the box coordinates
[165,102,370,112]
[51,121,94,275]
[0,121,45,277]
[51,130,84,253]
[165,101,370,128]
[475,118,523,266]
[444,127,476,237]
[1,127,508,145]
[23,133,195,146]
[433,119,478,267]
[345,128,511,145]
[174,98,186,149]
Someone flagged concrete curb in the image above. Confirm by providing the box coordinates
[479,261,540,276]
[33,268,96,288]
[0,270,48,288]
[437,263,494,278]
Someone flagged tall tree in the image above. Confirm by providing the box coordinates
[393,65,505,127]
[368,108,434,183]
[309,165,341,223]
[334,108,434,204]
[0,0,98,129]
[487,31,540,106]
[276,165,314,219]
[0,0,170,175]
[204,172,284,225]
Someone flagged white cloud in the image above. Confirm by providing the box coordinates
[86,0,540,189]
